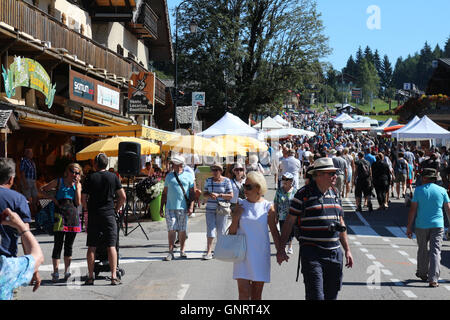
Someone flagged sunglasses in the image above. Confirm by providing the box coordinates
[321,172,336,177]
[211,168,221,172]
[243,184,255,191]
[234,168,244,172]
[70,169,80,175]
[281,178,293,181]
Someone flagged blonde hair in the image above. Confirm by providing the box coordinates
[246,171,268,196]
[65,163,83,178]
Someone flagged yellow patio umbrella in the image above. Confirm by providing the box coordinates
[216,135,268,152]
[210,136,248,156]
[76,136,160,161]
[161,135,225,156]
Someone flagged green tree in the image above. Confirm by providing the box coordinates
[358,59,379,105]
[175,0,330,122]
[380,54,393,98]
[444,36,450,58]
[415,42,434,90]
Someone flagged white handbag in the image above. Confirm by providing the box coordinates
[214,232,246,262]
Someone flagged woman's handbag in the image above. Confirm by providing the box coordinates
[214,232,246,262]
[216,200,232,216]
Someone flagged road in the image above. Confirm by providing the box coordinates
[15,174,450,301]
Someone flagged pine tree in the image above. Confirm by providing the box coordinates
[416,42,434,90]
[433,44,442,59]
[380,55,393,98]
[364,46,374,64]
[444,36,450,58]
[343,55,357,78]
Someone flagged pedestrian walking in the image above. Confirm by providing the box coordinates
[273,172,297,254]
[19,148,39,214]
[41,163,83,282]
[406,168,450,288]
[354,152,373,212]
[202,162,233,260]
[393,151,409,199]
[228,171,281,300]
[230,163,246,211]
[160,154,195,261]
[331,150,348,198]
[371,153,391,210]
[81,153,126,285]
[279,149,302,189]
[277,157,353,300]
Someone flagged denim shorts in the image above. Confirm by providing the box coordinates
[165,209,188,232]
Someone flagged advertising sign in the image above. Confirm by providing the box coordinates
[192,92,206,107]
[69,70,121,113]
[2,56,56,108]
[128,72,155,115]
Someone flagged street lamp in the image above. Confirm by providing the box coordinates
[174,0,198,131]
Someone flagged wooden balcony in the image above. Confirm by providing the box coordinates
[127,3,158,39]
[86,0,137,22]
[0,0,131,79]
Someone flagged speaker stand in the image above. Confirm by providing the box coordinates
[123,176,149,240]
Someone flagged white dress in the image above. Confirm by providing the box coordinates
[233,199,272,283]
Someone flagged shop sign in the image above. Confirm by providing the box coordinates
[128,72,155,115]
[69,70,121,113]
[192,92,205,107]
[2,57,56,108]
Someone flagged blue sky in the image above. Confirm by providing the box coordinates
[166,0,450,71]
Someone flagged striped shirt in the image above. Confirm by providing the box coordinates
[203,177,233,214]
[289,182,343,250]
[20,158,37,180]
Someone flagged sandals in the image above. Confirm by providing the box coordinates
[84,277,95,286]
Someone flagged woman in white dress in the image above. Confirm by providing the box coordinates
[228,171,282,300]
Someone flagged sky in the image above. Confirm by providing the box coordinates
[166,0,450,71]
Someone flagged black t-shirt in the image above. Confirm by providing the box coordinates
[82,171,122,216]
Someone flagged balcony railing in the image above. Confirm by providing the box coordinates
[0,0,131,79]
[127,3,158,39]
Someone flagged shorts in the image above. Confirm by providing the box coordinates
[22,178,38,199]
[86,213,118,248]
[395,173,407,183]
[165,209,188,232]
[355,181,371,198]
[205,210,229,238]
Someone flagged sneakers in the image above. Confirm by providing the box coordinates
[51,272,59,283]
[179,252,188,259]
[287,247,294,254]
[429,282,439,288]
[163,252,175,261]
[64,272,71,281]
[202,253,213,260]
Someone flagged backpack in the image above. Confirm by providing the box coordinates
[357,160,370,179]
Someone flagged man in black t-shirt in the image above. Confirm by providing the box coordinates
[354,152,373,212]
[81,153,126,285]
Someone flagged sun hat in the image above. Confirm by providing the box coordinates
[309,157,338,174]
[233,163,244,170]
[421,168,437,179]
[282,172,294,180]
[210,161,223,171]
[170,154,185,165]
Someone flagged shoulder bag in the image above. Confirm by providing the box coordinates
[174,172,194,209]
[214,229,246,262]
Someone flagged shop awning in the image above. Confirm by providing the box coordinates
[18,118,179,142]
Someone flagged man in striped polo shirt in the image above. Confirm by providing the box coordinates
[277,157,353,300]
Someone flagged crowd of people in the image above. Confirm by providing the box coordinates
[1,109,450,300]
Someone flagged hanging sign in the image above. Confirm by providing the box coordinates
[2,57,56,108]
[128,72,155,115]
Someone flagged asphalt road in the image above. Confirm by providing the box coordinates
[15,174,450,301]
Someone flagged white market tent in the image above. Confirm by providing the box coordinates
[394,116,450,141]
[342,122,372,130]
[264,128,316,139]
[253,116,284,130]
[273,115,290,127]
[197,112,261,139]
[333,113,357,123]
[391,116,420,140]
[372,118,393,133]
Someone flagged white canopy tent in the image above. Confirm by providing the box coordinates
[342,122,372,130]
[273,115,290,127]
[333,113,357,123]
[391,116,420,140]
[252,116,284,130]
[264,128,316,139]
[372,118,393,132]
[394,116,450,141]
[197,112,262,139]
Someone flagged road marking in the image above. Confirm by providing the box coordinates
[348,225,380,237]
[408,258,417,265]
[177,284,190,300]
[445,286,450,291]
[360,248,369,253]
[382,238,391,242]
[390,244,399,249]
[381,269,393,276]
[373,261,384,268]
[353,241,362,246]
[386,226,409,238]
[402,290,417,298]
[366,254,376,260]
[398,250,409,256]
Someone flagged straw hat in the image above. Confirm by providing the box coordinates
[309,157,338,174]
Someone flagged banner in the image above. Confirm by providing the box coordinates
[2,57,56,108]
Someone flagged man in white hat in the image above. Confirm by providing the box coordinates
[160,154,195,261]
[277,157,353,300]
